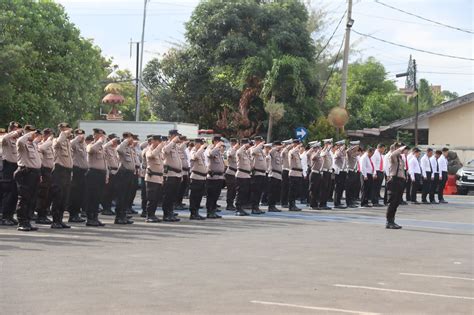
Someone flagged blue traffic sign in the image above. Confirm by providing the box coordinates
[295,127,308,140]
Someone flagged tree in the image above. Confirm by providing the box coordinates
[418,78,434,111]
[0,0,109,128]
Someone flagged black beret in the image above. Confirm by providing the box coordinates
[169,129,179,136]
[146,134,153,139]
[212,136,221,142]
[292,139,301,144]
[108,133,118,140]
[93,128,106,135]
[85,135,94,141]
[273,141,282,145]
[122,131,133,138]
[161,136,169,141]
[195,138,204,144]
[74,128,85,135]
[43,128,53,135]
[152,135,162,141]
[230,138,237,143]
[240,138,249,144]
[254,136,264,141]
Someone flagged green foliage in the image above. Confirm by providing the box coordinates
[307,116,339,141]
[0,0,108,128]
[418,78,434,111]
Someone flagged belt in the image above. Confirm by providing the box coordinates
[164,165,182,173]
[228,166,237,172]
[109,167,118,171]
[89,168,107,174]
[272,169,282,174]
[19,166,41,173]
[192,170,207,177]
[238,168,251,174]
[291,168,303,172]
[208,171,224,176]
[182,167,190,171]
[311,170,320,174]
[54,164,72,171]
[322,168,332,172]
[253,168,266,173]
[147,169,163,177]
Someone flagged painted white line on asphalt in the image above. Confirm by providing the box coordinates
[250,300,380,315]
[400,273,474,281]
[334,284,474,300]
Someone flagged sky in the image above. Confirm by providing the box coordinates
[56,0,473,95]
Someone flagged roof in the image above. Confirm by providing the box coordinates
[347,92,474,137]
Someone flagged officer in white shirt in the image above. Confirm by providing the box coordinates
[437,148,449,203]
[429,150,441,204]
[408,148,422,204]
[371,143,385,206]
[420,148,433,204]
[360,147,375,207]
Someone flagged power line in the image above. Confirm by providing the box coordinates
[319,34,346,99]
[374,0,473,34]
[418,71,474,76]
[352,29,474,61]
[316,10,347,60]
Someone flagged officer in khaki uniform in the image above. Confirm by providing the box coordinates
[102,134,120,215]
[307,141,322,209]
[15,128,43,231]
[333,140,348,209]
[68,129,88,223]
[188,138,207,220]
[35,128,54,224]
[144,135,166,222]
[225,138,239,210]
[51,123,73,229]
[206,136,225,219]
[235,138,252,216]
[386,143,407,229]
[85,128,108,227]
[115,132,136,225]
[139,136,151,217]
[249,136,266,214]
[176,136,190,210]
[267,141,283,212]
[319,138,333,210]
[280,141,292,207]
[345,141,360,208]
[288,139,303,211]
[162,130,182,222]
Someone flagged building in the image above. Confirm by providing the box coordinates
[347,92,474,163]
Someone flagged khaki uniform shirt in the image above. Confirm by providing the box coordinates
[268,148,282,180]
[236,146,251,179]
[2,130,21,163]
[53,131,73,169]
[289,146,303,177]
[145,142,165,184]
[190,146,207,181]
[320,147,333,171]
[250,143,267,176]
[179,143,190,172]
[117,140,136,171]
[333,148,346,174]
[225,147,237,176]
[71,137,88,169]
[346,146,359,171]
[38,138,54,169]
[87,139,107,171]
[309,148,323,172]
[17,132,41,169]
[281,146,291,170]
[207,145,225,180]
[388,147,406,179]
[162,140,182,178]
[104,141,120,175]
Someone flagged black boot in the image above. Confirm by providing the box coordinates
[268,205,281,212]
[235,207,249,216]
[190,209,206,220]
[289,202,301,211]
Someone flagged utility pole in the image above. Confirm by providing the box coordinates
[338,0,354,136]
[130,39,140,119]
[136,0,149,122]
[413,59,419,146]
[396,56,418,146]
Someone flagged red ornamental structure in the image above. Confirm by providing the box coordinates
[102,82,124,121]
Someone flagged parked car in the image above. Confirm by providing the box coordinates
[456,159,474,195]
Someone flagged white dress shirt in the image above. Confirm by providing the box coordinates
[420,154,432,178]
[360,152,374,177]
[430,156,439,176]
[300,151,308,177]
[371,150,383,172]
[438,155,448,173]
[408,156,421,181]
[383,153,391,175]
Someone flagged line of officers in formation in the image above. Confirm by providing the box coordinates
[0,121,449,232]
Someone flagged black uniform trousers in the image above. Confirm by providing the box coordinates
[1,161,18,220]
[383,175,390,205]
[225,173,236,207]
[162,176,181,217]
[189,179,205,214]
[361,173,374,206]
[438,171,448,201]
[334,171,347,206]
[329,175,335,201]
[405,174,412,202]
[127,174,139,210]
[50,164,72,223]
[410,173,421,202]
[386,176,405,223]
[68,166,87,217]
[115,168,135,220]
[140,177,147,211]
[235,177,251,209]
[301,173,309,203]
[250,175,265,210]
[429,173,439,202]
[176,173,189,206]
[84,168,106,221]
[288,175,302,207]
[309,172,322,208]
[268,177,281,207]
[14,167,40,225]
[261,174,269,205]
[355,171,362,200]
[36,166,53,219]
[206,179,223,214]
[421,171,432,202]
[373,170,384,204]
[319,171,332,207]
[102,172,118,212]
[280,170,289,206]
[145,181,163,217]
[345,170,357,206]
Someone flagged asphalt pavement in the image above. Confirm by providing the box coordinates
[1,195,473,314]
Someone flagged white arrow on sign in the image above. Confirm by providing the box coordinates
[296,128,307,139]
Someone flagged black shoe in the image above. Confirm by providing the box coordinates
[80,212,87,218]
[68,215,86,223]
[310,206,320,210]
[347,204,359,209]
[226,205,237,211]
[401,201,408,205]
[207,213,222,219]
[145,216,161,223]
[101,209,115,216]
[31,213,38,221]
[439,200,448,204]
[422,201,430,205]
[251,209,265,215]
[18,225,34,232]
[51,222,63,229]
[27,223,38,231]
[36,217,53,225]
[126,208,138,214]
[372,203,384,207]
[411,201,420,205]
[114,218,134,225]
[281,204,289,208]
[140,211,147,218]
[190,214,206,220]
[2,218,17,226]
[61,222,71,229]
[319,206,332,210]
[289,206,301,211]
[328,198,334,202]
[360,203,372,208]
[334,205,347,209]
[430,201,439,204]
[96,220,106,226]
[235,209,249,216]
[86,220,104,227]
[268,206,282,212]
[386,222,402,229]
[163,216,180,222]
[175,204,188,211]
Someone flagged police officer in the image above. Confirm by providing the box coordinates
[85,128,108,227]
[280,141,292,208]
[162,130,182,222]
[68,129,88,223]
[126,135,141,215]
[102,134,120,215]
[50,123,73,229]
[225,138,239,211]
[288,139,303,211]
[114,132,136,225]
[15,128,43,231]
[0,128,5,218]
[319,138,333,210]
[250,136,266,214]
[267,141,283,212]
[307,141,322,210]
[176,136,190,210]
[1,122,22,226]
[360,147,375,208]
[35,128,54,224]
[206,136,225,219]
[333,140,347,209]
[144,135,166,223]
[408,147,422,204]
[420,148,433,204]
[372,144,386,206]
[188,138,207,220]
[385,143,407,229]
[139,136,151,217]
[235,138,252,216]
[345,141,360,208]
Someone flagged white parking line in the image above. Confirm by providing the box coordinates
[250,300,380,315]
[334,284,474,300]
[400,273,474,281]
